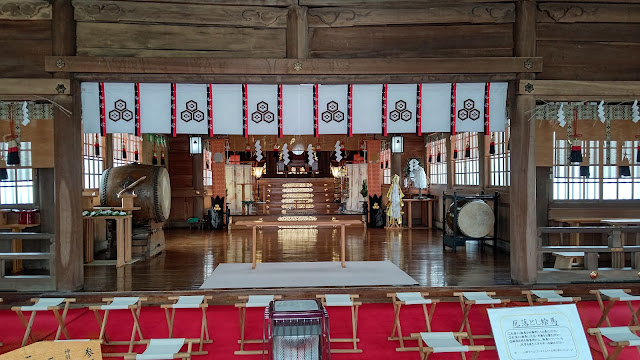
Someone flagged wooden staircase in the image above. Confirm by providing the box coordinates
[260,178,340,215]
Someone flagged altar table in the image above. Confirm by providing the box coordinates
[235,219,362,269]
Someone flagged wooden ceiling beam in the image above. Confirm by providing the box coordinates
[46,56,542,75]
[519,80,640,99]
[0,78,71,95]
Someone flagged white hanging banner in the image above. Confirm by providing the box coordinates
[176,84,208,134]
[386,84,417,134]
[81,82,100,134]
[488,82,508,132]
[104,82,135,134]
[247,84,278,136]
[318,84,348,135]
[282,84,314,135]
[211,84,243,135]
[422,83,452,133]
[140,83,172,134]
[455,82,485,133]
[352,84,383,134]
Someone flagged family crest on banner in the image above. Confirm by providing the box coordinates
[81,82,508,136]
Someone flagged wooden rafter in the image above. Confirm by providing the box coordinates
[45,56,542,75]
[519,80,640,100]
[0,78,71,96]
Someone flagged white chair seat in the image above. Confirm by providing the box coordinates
[600,289,640,301]
[101,297,140,310]
[172,295,205,309]
[21,298,65,311]
[421,332,469,353]
[324,294,353,307]
[137,338,185,360]
[599,327,640,346]
[463,292,501,305]
[531,290,574,302]
[246,295,275,308]
[396,292,432,305]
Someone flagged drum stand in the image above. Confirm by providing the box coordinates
[442,192,498,255]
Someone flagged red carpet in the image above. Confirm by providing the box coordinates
[0,300,638,359]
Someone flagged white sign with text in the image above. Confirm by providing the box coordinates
[487,304,592,360]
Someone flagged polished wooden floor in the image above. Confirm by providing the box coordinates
[84,227,511,292]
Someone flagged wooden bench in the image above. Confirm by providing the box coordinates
[0,232,55,291]
[552,252,585,269]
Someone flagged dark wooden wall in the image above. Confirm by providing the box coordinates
[536,2,640,80]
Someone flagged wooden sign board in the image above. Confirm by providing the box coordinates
[0,340,102,360]
[487,304,592,360]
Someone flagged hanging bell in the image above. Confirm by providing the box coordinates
[489,136,496,155]
[161,152,165,165]
[6,138,19,166]
[569,140,582,163]
[152,152,158,165]
[453,149,458,159]
[464,143,471,158]
[579,165,590,178]
[94,138,100,156]
[619,153,631,177]
[436,152,441,163]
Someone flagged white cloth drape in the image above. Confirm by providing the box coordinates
[225,164,252,215]
[346,164,368,212]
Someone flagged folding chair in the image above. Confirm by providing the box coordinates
[522,290,581,306]
[588,326,640,360]
[317,294,362,353]
[590,289,640,327]
[89,296,147,357]
[234,295,282,355]
[454,292,510,347]
[160,295,212,355]
[11,297,76,347]
[123,338,197,360]
[412,332,485,360]
[387,292,439,351]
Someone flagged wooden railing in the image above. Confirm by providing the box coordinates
[0,232,55,291]
[537,226,640,283]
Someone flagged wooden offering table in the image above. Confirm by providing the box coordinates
[403,198,435,229]
[235,219,362,269]
[83,214,133,267]
[0,223,41,273]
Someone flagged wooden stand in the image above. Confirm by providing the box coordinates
[235,219,361,269]
[404,198,434,229]
[118,193,136,209]
[83,215,133,267]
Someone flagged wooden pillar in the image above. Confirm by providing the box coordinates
[478,134,486,190]
[510,0,537,284]
[446,136,454,191]
[286,5,308,59]
[51,0,82,290]
[192,153,204,219]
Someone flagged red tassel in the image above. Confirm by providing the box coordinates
[489,140,496,155]
[134,147,139,162]
[465,146,471,158]
[453,149,458,159]
[436,152,441,163]
[428,154,433,163]
[152,152,158,165]
[161,152,165,165]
